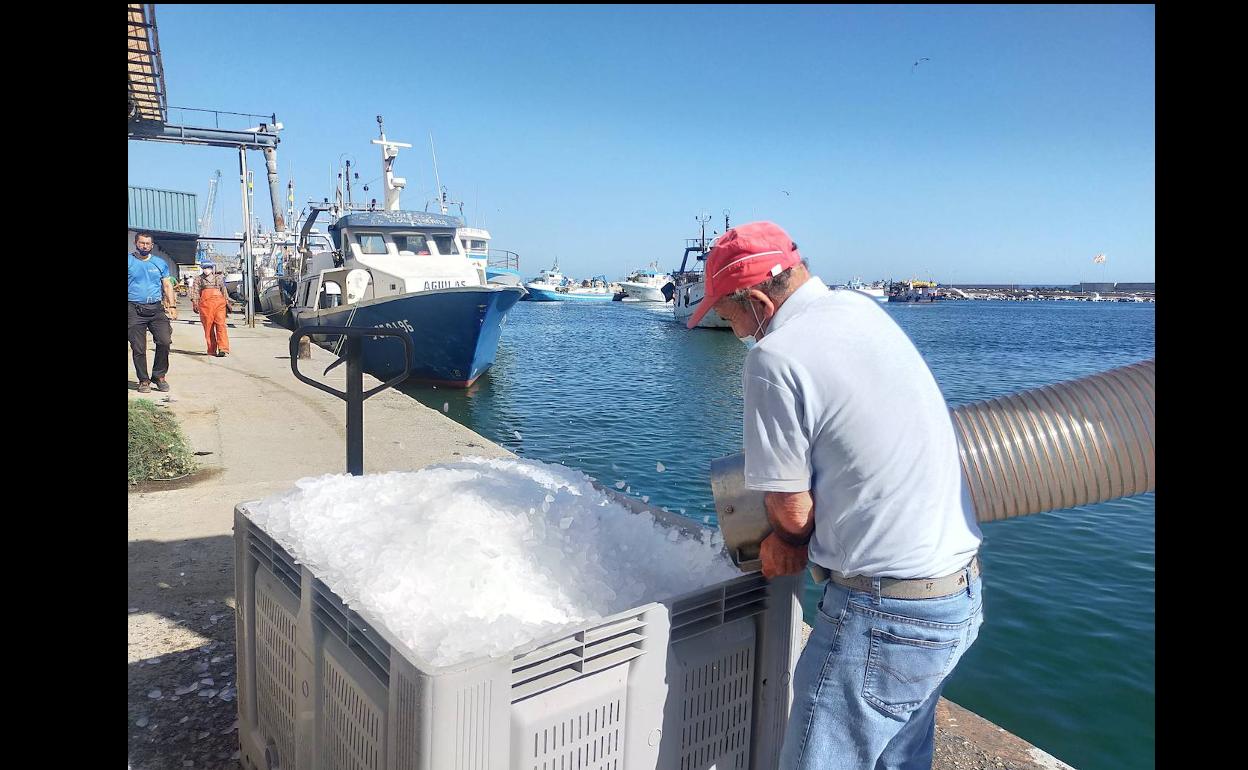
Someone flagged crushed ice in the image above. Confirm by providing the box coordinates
[246,457,736,668]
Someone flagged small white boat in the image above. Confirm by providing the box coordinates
[846,277,887,302]
[618,263,673,302]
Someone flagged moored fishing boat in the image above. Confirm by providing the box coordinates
[289,117,524,386]
[671,215,732,329]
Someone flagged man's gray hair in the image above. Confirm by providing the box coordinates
[725,258,809,303]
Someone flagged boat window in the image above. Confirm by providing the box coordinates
[393,233,431,255]
[319,281,342,309]
[356,233,388,255]
[431,234,460,257]
[470,239,488,250]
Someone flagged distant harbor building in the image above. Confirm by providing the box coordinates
[1079,282,1117,293]
[127,185,201,279]
[1113,282,1156,293]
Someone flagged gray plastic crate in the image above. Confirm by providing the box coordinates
[234,502,803,770]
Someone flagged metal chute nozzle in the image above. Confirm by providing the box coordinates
[710,453,770,572]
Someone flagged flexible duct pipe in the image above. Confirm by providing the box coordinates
[712,359,1155,569]
[952,358,1154,522]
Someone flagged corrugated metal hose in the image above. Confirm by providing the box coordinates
[951,358,1154,522]
[712,359,1156,570]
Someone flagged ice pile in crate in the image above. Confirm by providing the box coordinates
[244,456,740,668]
[236,456,802,770]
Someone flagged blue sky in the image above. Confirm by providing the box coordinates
[127,4,1154,284]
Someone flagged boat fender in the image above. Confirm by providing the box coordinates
[345,269,371,304]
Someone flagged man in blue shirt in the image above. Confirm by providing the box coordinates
[128,232,176,392]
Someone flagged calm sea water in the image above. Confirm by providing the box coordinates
[400,296,1155,770]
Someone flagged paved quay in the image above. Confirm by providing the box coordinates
[127,298,1073,769]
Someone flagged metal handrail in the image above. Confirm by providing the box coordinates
[487,249,520,269]
[289,326,414,476]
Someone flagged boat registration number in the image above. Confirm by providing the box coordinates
[374,320,415,333]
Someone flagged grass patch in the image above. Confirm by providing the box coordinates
[128,399,198,484]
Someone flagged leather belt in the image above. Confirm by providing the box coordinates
[822,556,981,599]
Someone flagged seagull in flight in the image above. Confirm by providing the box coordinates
[912,57,930,73]
[781,190,790,196]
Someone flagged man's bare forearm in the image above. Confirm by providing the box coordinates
[764,491,815,545]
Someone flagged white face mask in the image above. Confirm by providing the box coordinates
[738,301,764,349]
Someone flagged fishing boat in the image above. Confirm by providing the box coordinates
[887,279,942,303]
[289,117,525,387]
[457,227,523,288]
[846,277,887,302]
[526,272,615,302]
[618,263,674,302]
[670,216,732,329]
[522,261,569,301]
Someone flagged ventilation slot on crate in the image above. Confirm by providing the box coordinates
[246,521,301,598]
[671,576,769,643]
[255,576,298,770]
[511,615,646,703]
[723,576,768,624]
[678,645,754,770]
[530,698,624,770]
[312,578,391,684]
[394,671,421,770]
[322,653,384,770]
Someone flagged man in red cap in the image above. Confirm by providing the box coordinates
[697,221,983,769]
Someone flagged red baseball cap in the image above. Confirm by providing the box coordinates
[686,221,802,329]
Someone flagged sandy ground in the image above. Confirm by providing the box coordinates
[128,298,1073,769]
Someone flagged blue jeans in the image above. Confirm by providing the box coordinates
[780,570,984,770]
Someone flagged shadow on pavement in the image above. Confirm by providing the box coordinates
[128,534,241,769]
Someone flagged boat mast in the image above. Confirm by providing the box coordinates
[345,159,353,208]
[371,115,412,211]
[429,133,447,215]
[696,212,711,251]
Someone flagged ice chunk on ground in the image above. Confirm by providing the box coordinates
[245,457,736,669]
[641,496,649,503]
[146,689,161,699]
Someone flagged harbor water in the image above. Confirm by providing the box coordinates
[400,296,1155,770]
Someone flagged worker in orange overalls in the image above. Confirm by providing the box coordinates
[190,260,231,357]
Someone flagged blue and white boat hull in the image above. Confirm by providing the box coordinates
[525,285,614,302]
[294,285,525,386]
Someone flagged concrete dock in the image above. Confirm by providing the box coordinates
[127,299,1074,770]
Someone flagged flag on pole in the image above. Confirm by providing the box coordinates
[1093,253,1106,264]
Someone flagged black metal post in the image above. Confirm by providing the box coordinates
[288,326,414,477]
[345,335,364,476]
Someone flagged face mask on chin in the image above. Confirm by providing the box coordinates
[737,301,764,349]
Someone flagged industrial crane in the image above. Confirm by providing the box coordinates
[196,169,222,263]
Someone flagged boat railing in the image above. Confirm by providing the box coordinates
[487,249,520,270]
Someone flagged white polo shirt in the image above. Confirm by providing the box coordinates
[741,278,981,579]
